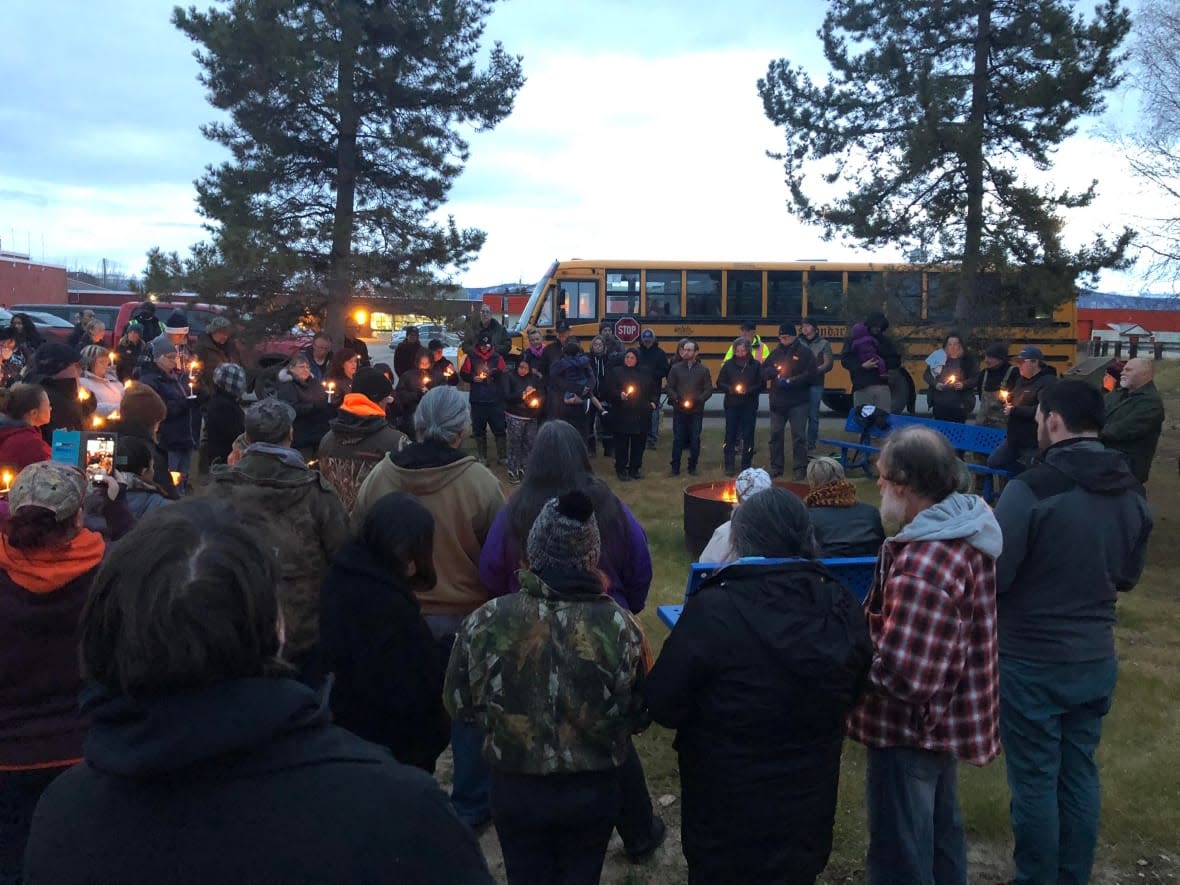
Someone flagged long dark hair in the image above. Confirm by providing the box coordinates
[358,492,437,592]
[506,420,624,550]
[10,313,43,347]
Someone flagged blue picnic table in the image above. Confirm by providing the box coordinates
[657,556,877,629]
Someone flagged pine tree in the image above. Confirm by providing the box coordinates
[173,0,524,339]
[758,0,1134,320]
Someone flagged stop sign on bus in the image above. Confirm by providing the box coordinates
[614,316,640,342]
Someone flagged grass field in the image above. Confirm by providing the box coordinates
[585,365,1180,884]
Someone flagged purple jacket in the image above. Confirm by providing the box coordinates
[479,501,653,613]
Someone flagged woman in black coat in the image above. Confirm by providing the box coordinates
[923,331,979,423]
[319,493,449,773]
[274,353,333,453]
[604,348,655,481]
[645,488,872,885]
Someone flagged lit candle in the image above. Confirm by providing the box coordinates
[77,386,90,402]
[1,470,13,493]
[682,399,692,409]
[1000,389,1010,402]
[528,397,540,408]
[945,374,956,385]
[421,373,431,388]
[109,351,118,362]
[735,383,744,394]
[169,471,182,487]
[108,410,121,421]
[91,415,105,428]
[123,379,134,390]
[444,365,454,377]
[324,381,336,403]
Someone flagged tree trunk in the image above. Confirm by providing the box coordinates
[959,0,991,324]
[327,11,359,347]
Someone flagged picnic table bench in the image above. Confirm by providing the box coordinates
[657,556,877,629]
[818,411,1013,502]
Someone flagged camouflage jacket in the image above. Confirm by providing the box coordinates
[445,568,647,775]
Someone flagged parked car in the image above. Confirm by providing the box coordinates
[0,308,75,346]
[12,304,120,346]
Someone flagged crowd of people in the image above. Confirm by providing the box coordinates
[0,306,1168,885]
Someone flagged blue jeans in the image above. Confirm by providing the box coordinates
[723,402,756,472]
[426,615,491,826]
[1000,656,1117,885]
[865,746,967,885]
[807,384,824,448]
[670,411,703,471]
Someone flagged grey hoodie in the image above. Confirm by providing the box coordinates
[893,492,1003,560]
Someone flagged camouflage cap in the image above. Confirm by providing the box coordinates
[9,461,88,520]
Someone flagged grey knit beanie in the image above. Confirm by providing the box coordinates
[526,490,601,575]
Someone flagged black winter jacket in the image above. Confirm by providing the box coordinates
[204,389,245,466]
[1005,365,1057,452]
[645,559,871,883]
[138,365,201,452]
[808,502,886,558]
[762,340,817,412]
[320,543,450,772]
[604,365,656,436]
[716,356,762,410]
[275,368,333,451]
[24,678,492,885]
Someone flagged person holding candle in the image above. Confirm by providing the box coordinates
[325,348,360,401]
[975,343,1018,429]
[499,354,545,483]
[139,338,202,493]
[551,338,596,450]
[393,326,425,378]
[987,345,1058,474]
[665,339,713,477]
[716,337,763,477]
[923,332,979,423]
[275,352,334,456]
[761,323,817,481]
[78,346,124,418]
[587,336,616,458]
[605,348,656,482]
[427,339,460,387]
[26,343,95,445]
[394,352,434,439]
[0,384,53,470]
[459,332,508,466]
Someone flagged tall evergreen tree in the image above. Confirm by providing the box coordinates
[173,0,524,340]
[758,0,1134,320]
[1124,0,1180,282]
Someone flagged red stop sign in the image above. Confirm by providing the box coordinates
[614,316,640,343]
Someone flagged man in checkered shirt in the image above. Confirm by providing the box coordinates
[847,426,1003,885]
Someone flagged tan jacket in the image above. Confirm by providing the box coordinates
[352,443,504,617]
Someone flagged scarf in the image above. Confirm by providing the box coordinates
[804,479,860,509]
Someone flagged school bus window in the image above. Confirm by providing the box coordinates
[727,270,762,317]
[557,280,598,321]
[807,271,844,319]
[767,270,803,319]
[845,271,887,321]
[645,270,682,318]
[686,270,722,318]
[606,270,641,315]
[927,272,1000,323]
[882,272,922,320]
[537,287,555,327]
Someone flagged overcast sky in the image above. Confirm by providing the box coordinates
[0,0,1167,292]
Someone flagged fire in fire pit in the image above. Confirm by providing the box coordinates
[682,480,809,558]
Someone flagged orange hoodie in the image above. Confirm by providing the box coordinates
[0,529,105,593]
[339,392,386,418]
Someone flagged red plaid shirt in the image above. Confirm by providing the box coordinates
[846,537,1000,766]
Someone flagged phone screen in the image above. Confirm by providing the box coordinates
[85,434,117,481]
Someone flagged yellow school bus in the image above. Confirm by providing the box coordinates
[510,258,1077,413]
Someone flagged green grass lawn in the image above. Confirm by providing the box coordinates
[608,395,1180,882]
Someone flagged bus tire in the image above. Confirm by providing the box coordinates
[822,391,852,417]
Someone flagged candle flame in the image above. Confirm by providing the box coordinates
[682,399,692,409]
[123,379,134,390]
[735,384,743,393]
[1,470,13,491]
[108,411,120,421]
[1000,390,1010,401]
[77,387,90,401]
[528,397,540,408]
[945,374,956,384]
[169,471,183,487]
[626,385,635,395]
[91,415,105,428]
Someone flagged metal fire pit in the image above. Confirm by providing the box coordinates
[683,480,809,558]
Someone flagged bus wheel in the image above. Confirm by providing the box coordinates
[821,391,852,417]
[890,370,916,414]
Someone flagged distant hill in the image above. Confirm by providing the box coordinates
[1078,291,1180,310]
